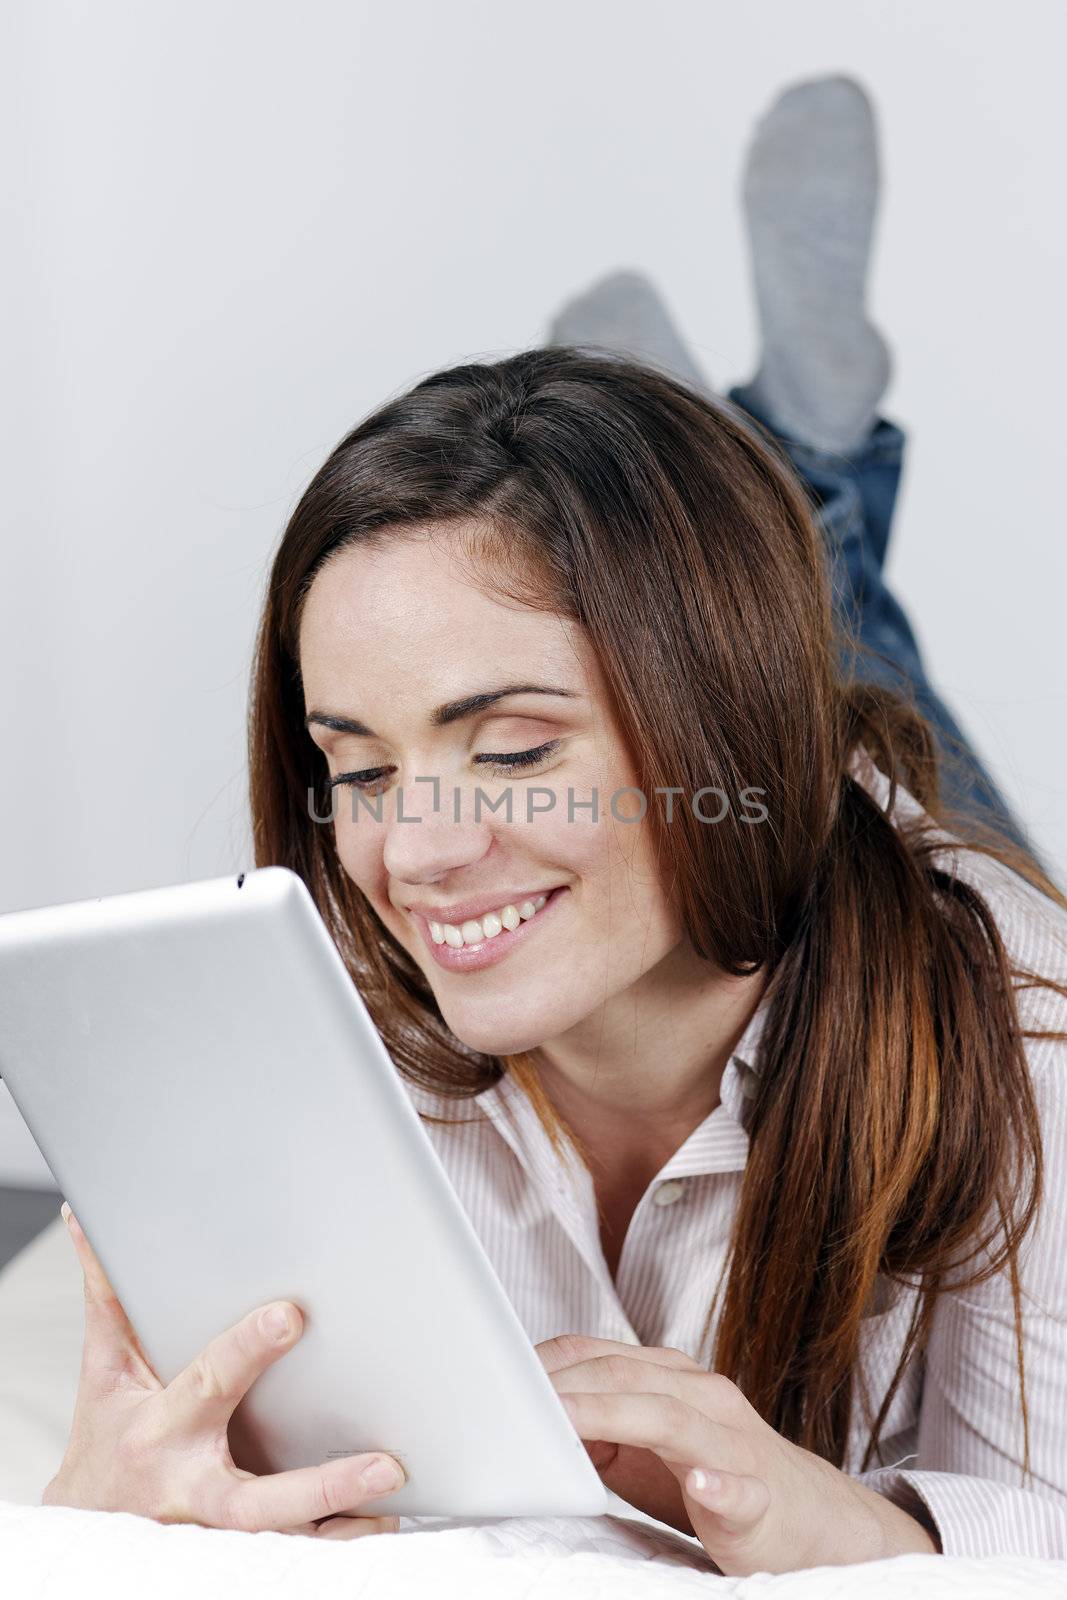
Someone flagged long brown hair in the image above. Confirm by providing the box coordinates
[248,348,1067,1475]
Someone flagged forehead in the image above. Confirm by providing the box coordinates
[297,526,590,702]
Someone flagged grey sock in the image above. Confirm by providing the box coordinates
[739,74,891,455]
[546,268,712,397]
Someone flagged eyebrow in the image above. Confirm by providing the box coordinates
[304,683,580,738]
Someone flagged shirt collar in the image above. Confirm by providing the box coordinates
[655,979,773,1178]
[472,975,776,1188]
[727,977,773,1080]
[403,986,774,1314]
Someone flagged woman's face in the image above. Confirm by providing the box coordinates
[298,525,685,1059]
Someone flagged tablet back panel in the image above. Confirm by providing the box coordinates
[0,867,608,1516]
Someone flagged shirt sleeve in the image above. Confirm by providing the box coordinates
[855,1029,1067,1558]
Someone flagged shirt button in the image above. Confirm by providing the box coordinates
[652,1179,686,1206]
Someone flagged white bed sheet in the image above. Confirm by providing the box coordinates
[2,1220,1065,1597]
[3,1497,1066,1599]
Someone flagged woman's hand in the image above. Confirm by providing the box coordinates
[536,1334,938,1575]
[44,1203,406,1540]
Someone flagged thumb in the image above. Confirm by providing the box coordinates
[685,1466,771,1535]
[62,1203,160,1389]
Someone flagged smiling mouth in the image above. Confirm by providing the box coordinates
[414,885,570,969]
[427,892,551,948]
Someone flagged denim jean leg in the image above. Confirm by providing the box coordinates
[726,385,1034,856]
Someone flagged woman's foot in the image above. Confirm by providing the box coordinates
[546,268,712,396]
[736,74,891,456]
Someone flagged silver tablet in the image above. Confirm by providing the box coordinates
[0,866,608,1518]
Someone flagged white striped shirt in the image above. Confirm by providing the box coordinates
[402,756,1067,1559]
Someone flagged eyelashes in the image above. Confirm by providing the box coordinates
[327,769,390,792]
[474,739,561,772]
[328,739,562,792]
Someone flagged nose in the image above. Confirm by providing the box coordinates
[380,775,494,886]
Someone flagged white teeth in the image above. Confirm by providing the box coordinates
[430,891,555,947]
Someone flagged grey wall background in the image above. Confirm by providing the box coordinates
[3,0,1065,1183]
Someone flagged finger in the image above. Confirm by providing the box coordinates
[61,1203,160,1389]
[559,1390,737,1475]
[536,1334,704,1376]
[220,1453,406,1533]
[163,1300,306,1436]
[277,1517,397,1539]
[313,1514,401,1540]
[63,1203,131,1329]
[686,1467,771,1534]
[549,1353,740,1425]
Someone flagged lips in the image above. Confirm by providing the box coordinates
[413,885,570,973]
[403,886,568,928]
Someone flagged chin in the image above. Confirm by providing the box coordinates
[440,998,571,1060]
[447,1018,550,1059]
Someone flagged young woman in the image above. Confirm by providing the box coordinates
[48,80,1067,1570]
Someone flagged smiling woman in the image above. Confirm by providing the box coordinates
[292,511,732,1062]
[242,341,1067,1571]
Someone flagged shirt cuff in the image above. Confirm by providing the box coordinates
[856,1466,1067,1558]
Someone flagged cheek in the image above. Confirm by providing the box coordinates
[548,801,680,951]
[535,803,604,876]
[332,815,388,901]
[599,842,682,970]
[327,785,679,967]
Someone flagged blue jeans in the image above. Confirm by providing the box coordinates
[728,383,1035,859]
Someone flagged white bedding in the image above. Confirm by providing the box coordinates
[2,1220,1065,1598]
[4,1498,1066,1599]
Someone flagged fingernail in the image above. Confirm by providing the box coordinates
[60,1201,72,1225]
[259,1304,293,1342]
[691,1468,721,1494]
[361,1456,404,1495]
